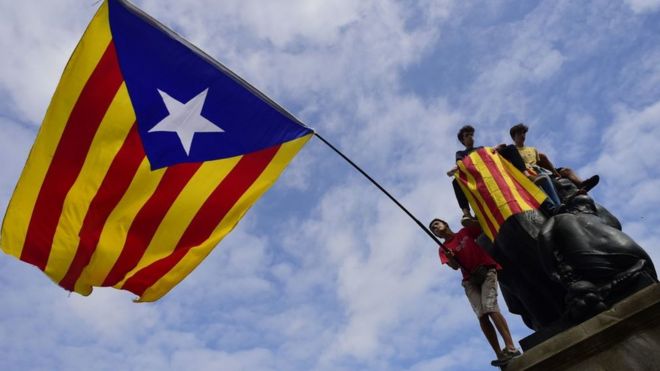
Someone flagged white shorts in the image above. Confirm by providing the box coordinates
[461,268,500,317]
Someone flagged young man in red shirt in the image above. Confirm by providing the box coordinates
[430,218,521,366]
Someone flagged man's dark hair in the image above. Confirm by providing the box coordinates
[429,218,448,230]
[509,123,528,139]
[457,125,475,144]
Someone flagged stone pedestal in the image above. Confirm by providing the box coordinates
[506,283,660,371]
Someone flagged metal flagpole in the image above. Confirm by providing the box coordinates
[313,132,463,267]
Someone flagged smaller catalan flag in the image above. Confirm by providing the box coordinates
[0,0,313,301]
[455,147,547,241]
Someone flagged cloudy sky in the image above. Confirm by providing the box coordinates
[1,0,660,370]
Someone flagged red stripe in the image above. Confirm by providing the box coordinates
[21,42,123,270]
[476,150,523,215]
[497,156,543,209]
[510,172,542,209]
[101,161,203,286]
[461,154,506,225]
[121,145,281,296]
[58,125,145,291]
[457,170,498,238]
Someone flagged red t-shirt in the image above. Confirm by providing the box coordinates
[439,225,501,281]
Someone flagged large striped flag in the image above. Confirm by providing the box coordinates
[0,0,313,302]
[456,147,547,241]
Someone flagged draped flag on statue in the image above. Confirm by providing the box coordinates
[455,147,547,241]
[0,0,313,302]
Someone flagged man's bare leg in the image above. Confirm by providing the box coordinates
[489,311,515,351]
[479,315,502,357]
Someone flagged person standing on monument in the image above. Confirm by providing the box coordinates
[429,217,522,367]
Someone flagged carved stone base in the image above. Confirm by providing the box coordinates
[506,283,660,371]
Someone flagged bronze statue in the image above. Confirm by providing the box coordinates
[539,178,657,321]
[454,148,657,334]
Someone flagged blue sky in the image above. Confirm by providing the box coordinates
[1,0,660,370]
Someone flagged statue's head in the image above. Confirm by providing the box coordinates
[554,178,597,214]
[554,177,622,229]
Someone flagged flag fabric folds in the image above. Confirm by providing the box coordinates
[0,0,313,302]
[455,147,547,241]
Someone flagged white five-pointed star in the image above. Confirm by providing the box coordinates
[148,88,224,155]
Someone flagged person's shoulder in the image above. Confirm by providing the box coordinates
[456,147,483,159]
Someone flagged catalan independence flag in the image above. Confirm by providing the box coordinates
[0,0,313,302]
[456,148,547,241]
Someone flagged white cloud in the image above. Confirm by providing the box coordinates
[0,117,35,212]
[142,0,363,48]
[625,0,660,14]
[0,0,93,124]
[409,337,493,371]
[1,1,660,370]
[66,288,160,341]
[589,99,660,226]
[233,0,363,48]
[170,348,275,371]
[592,100,660,183]
[618,49,660,106]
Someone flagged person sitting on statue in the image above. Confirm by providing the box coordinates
[429,217,522,367]
[509,123,599,197]
[447,124,528,225]
[505,123,562,207]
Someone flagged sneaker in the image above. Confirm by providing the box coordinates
[490,356,512,367]
[502,347,522,358]
[490,347,522,367]
[579,175,599,192]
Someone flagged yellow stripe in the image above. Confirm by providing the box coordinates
[73,158,167,295]
[136,134,312,302]
[458,149,548,242]
[491,154,536,212]
[43,84,134,283]
[457,157,501,229]
[456,163,500,236]
[456,167,498,241]
[0,2,112,258]
[111,155,243,289]
[469,151,514,220]
[499,158,548,206]
[487,152,529,214]
[457,181,496,241]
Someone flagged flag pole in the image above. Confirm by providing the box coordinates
[313,132,461,262]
